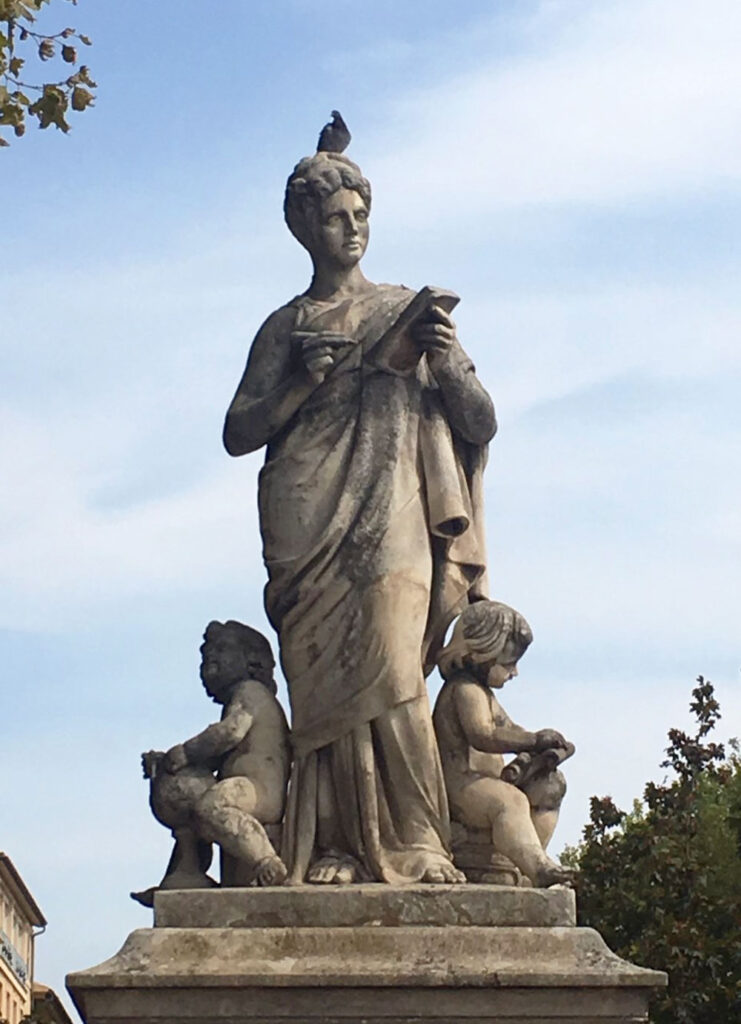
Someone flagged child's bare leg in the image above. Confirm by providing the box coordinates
[523,771,566,850]
[131,767,217,905]
[531,808,559,849]
[196,778,287,885]
[489,794,555,881]
[457,779,573,886]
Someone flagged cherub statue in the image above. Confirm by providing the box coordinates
[433,600,575,887]
[131,620,291,906]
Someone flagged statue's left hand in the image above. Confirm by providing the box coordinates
[411,304,456,368]
[162,743,188,774]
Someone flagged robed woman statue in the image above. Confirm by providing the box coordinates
[223,116,497,884]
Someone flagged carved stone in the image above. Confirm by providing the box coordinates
[132,622,290,906]
[67,113,667,1024]
[67,885,666,1024]
[223,123,496,885]
[450,822,524,886]
[434,600,575,887]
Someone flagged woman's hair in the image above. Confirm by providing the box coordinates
[437,600,533,681]
[284,151,371,250]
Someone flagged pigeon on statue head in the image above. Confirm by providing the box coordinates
[317,110,351,154]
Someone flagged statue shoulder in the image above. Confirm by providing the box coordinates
[235,679,288,722]
[434,675,476,711]
[443,675,490,712]
[377,282,415,298]
[253,300,301,346]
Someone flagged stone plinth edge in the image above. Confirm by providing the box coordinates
[154,882,576,929]
[67,887,666,1023]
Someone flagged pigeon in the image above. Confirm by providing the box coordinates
[317,110,351,154]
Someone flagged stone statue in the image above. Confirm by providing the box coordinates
[223,113,496,884]
[433,600,575,887]
[132,621,290,906]
[69,113,668,1024]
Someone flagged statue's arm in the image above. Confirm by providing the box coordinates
[454,682,538,754]
[182,705,254,766]
[223,307,315,456]
[431,342,497,446]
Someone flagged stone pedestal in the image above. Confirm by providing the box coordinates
[67,885,665,1024]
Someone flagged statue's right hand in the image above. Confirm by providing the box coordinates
[141,750,165,779]
[534,729,568,752]
[294,330,353,384]
[304,346,335,383]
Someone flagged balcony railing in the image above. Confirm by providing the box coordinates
[0,928,28,986]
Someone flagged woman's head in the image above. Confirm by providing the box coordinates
[437,600,533,684]
[284,151,371,262]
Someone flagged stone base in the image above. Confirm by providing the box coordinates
[67,885,665,1024]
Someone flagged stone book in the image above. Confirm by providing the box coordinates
[370,284,459,374]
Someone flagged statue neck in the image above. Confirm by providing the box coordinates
[307,261,370,302]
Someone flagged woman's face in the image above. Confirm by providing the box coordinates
[311,188,369,267]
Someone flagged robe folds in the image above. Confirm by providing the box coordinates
[257,284,490,882]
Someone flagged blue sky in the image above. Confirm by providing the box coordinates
[2,0,740,1015]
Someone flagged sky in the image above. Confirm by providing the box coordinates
[2,0,740,1016]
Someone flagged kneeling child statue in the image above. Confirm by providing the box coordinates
[433,601,575,887]
[131,620,290,906]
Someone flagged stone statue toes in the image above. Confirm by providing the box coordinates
[307,851,365,885]
[255,854,288,887]
[421,858,466,885]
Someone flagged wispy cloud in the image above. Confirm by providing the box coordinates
[367,0,741,222]
[1,0,738,856]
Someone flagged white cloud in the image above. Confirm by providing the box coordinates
[7,5,741,1018]
[367,0,741,223]
[459,279,741,420]
[0,408,264,630]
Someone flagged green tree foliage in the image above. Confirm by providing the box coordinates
[563,678,741,1023]
[0,0,95,146]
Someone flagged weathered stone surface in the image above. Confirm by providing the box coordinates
[223,118,496,885]
[132,622,290,908]
[435,601,576,888]
[67,887,665,1023]
[67,984,660,1024]
[154,883,577,929]
[66,113,667,1024]
[68,922,662,989]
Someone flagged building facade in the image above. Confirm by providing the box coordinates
[0,854,45,1024]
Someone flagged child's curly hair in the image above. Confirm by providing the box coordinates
[437,600,533,681]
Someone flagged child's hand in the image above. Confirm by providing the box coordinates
[163,743,188,773]
[535,729,568,751]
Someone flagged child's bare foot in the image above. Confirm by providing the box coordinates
[255,855,287,887]
[534,862,577,888]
